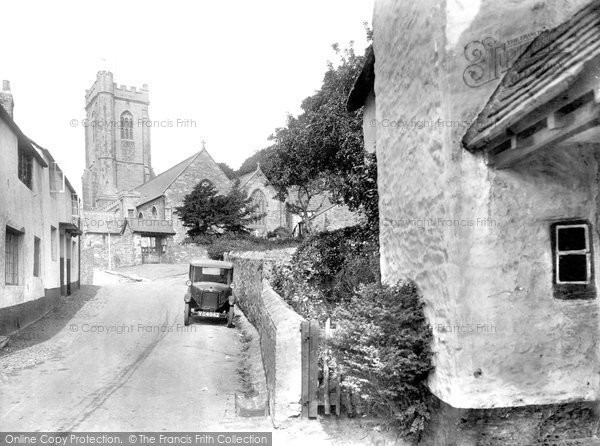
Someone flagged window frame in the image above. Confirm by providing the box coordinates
[250,189,267,226]
[120,111,134,140]
[71,194,79,217]
[5,227,21,286]
[550,220,596,300]
[18,147,33,189]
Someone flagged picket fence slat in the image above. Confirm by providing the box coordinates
[301,320,310,418]
[301,318,344,419]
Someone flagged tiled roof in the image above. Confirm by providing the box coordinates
[0,104,48,168]
[125,218,176,235]
[135,151,202,205]
[463,0,600,148]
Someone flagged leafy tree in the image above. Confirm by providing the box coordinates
[268,41,378,231]
[174,180,261,237]
[236,146,278,178]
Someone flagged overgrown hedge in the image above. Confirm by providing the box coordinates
[271,225,380,322]
[331,281,434,439]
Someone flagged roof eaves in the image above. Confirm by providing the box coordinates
[347,45,375,112]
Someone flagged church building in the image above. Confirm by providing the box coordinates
[81,71,358,267]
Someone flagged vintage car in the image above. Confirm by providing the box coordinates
[184,259,236,327]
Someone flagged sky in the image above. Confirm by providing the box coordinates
[1,1,373,195]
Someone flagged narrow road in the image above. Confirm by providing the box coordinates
[0,266,251,431]
[0,264,403,445]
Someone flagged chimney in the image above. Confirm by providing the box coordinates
[0,80,14,118]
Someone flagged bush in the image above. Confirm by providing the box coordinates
[331,281,434,440]
[266,226,292,239]
[271,225,379,322]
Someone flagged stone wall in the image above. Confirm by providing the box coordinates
[227,250,304,425]
[82,229,141,269]
[162,240,208,264]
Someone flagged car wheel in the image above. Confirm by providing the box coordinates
[227,306,235,328]
[184,303,190,326]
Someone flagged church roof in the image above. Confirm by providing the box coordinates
[239,163,268,189]
[238,171,255,187]
[463,0,600,149]
[135,150,204,205]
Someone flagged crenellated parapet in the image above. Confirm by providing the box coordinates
[85,71,149,106]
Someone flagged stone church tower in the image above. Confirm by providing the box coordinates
[82,71,153,210]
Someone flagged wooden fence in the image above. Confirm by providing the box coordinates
[301,318,342,418]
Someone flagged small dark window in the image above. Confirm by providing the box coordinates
[551,221,595,299]
[33,236,41,277]
[18,148,33,189]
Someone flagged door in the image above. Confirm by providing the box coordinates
[59,233,65,296]
[66,259,71,295]
[141,237,161,264]
[60,258,65,296]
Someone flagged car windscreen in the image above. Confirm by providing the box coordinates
[191,267,228,284]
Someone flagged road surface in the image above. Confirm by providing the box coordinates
[0,264,403,445]
[0,265,253,431]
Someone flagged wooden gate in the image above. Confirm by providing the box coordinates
[141,246,161,264]
[301,319,342,418]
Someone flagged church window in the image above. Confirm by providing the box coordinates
[138,212,144,220]
[250,189,267,226]
[151,206,158,219]
[199,179,213,188]
[120,111,134,140]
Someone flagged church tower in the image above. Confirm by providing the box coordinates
[82,71,153,210]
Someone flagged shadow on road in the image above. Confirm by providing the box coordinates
[0,285,101,357]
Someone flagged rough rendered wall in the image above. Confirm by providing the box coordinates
[227,250,303,425]
[374,0,596,409]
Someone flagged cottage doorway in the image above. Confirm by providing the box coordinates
[59,232,66,296]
